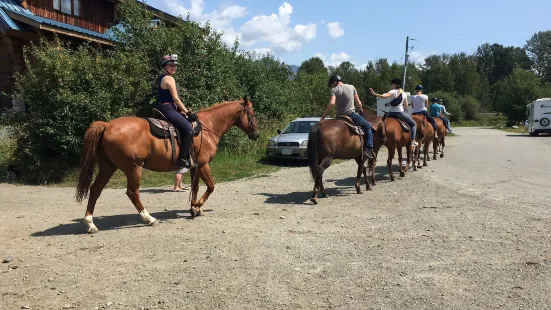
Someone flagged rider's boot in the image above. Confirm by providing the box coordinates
[363,147,373,159]
[177,132,193,168]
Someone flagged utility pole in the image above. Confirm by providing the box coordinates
[402,36,409,90]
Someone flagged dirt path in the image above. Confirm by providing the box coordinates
[1,128,550,310]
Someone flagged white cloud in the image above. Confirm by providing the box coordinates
[252,47,273,56]
[166,0,248,46]
[409,51,434,65]
[357,63,367,70]
[326,22,344,39]
[240,2,317,52]
[315,52,366,69]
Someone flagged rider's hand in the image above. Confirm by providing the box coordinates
[368,88,375,96]
[321,116,326,121]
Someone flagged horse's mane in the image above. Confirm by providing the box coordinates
[199,99,245,113]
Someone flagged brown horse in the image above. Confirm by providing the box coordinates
[411,114,429,170]
[75,98,259,233]
[369,113,413,183]
[433,118,447,160]
[307,111,385,204]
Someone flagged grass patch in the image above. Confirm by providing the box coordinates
[495,126,528,134]
[0,137,16,178]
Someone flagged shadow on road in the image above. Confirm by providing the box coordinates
[140,188,189,194]
[505,134,550,138]
[31,210,191,237]
[257,187,349,205]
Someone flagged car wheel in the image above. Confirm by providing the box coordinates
[540,118,550,127]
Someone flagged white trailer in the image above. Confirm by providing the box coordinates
[526,98,551,136]
[376,92,414,116]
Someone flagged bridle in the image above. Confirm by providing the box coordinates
[243,105,258,139]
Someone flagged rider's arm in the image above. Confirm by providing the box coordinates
[165,76,189,114]
[321,95,336,120]
[369,87,394,99]
[424,97,429,109]
[442,105,451,115]
[353,89,363,113]
[403,96,409,109]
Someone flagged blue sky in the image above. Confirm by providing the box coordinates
[147,0,551,68]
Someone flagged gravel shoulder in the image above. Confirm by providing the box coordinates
[1,127,550,310]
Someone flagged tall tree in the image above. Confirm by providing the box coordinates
[422,55,454,93]
[298,57,327,75]
[475,43,532,85]
[525,30,551,84]
[448,53,480,97]
[494,68,544,123]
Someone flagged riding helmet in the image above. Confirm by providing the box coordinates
[431,97,439,102]
[415,85,424,91]
[328,75,342,87]
[391,77,402,86]
[161,54,179,67]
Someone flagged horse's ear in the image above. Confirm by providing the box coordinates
[243,95,249,104]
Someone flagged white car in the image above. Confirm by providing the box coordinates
[266,117,326,160]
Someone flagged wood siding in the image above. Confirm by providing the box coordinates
[26,0,115,33]
[0,35,25,111]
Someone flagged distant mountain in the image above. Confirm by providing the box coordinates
[289,65,299,75]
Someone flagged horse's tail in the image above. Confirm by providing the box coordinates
[307,123,321,182]
[75,121,107,203]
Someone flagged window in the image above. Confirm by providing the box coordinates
[54,0,80,16]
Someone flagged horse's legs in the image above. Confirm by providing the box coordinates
[397,147,405,177]
[387,146,395,182]
[84,158,117,234]
[354,158,363,194]
[440,138,445,158]
[190,166,200,204]
[190,164,215,217]
[318,156,332,198]
[423,142,429,166]
[433,138,438,160]
[413,144,419,171]
[125,166,158,226]
[405,145,412,173]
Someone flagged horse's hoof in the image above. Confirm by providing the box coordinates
[357,190,363,194]
[440,154,444,158]
[87,227,99,234]
[423,162,428,167]
[366,187,372,191]
[322,193,329,198]
[148,219,159,226]
[190,207,200,218]
[310,198,318,205]
[390,177,395,182]
[399,171,405,177]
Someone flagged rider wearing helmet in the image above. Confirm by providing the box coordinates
[411,85,438,138]
[155,54,194,168]
[438,98,452,133]
[369,78,418,148]
[321,75,374,159]
[429,97,441,118]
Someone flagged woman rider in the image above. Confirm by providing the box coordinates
[155,54,194,168]
[369,78,418,148]
[410,85,438,138]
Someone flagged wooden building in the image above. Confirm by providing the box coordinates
[0,0,178,112]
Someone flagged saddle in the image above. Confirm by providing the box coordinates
[146,108,203,166]
[386,114,411,132]
[336,115,380,136]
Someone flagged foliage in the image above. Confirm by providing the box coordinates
[525,30,551,84]
[493,68,545,123]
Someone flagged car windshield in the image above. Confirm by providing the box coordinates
[281,121,318,134]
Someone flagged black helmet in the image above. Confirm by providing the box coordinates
[431,97,438,103]
[328,75,342,87]
[391,78,402,87]
[415,85,423,91]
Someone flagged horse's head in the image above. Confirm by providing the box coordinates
[236,95,260,140]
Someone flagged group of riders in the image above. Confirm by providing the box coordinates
[155,53,452,167]
[321,74,453,159]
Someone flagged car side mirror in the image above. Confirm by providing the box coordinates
[277,129,281,134]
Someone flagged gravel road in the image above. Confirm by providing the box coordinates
[1,127,550,310]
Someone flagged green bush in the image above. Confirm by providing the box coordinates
[459,95,481,120]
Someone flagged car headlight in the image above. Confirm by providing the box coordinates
[301,140,308,146]
[268,140,276,147]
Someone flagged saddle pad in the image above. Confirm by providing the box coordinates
[387,115,410,132]
[146,118,178,139]
[335,117,364,136]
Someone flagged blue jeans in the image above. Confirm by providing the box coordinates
[388,111,417,141]
[437,116,451,131]
[348,112,373,149]
[412,110,437,133]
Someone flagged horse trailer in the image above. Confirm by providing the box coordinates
[526,98,551,136]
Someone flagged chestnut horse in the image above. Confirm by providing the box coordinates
[411,114,430,170]
[307,110,385,204]
[433,118,447,160]
[368,113,413,183]
[75,98,259,233]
